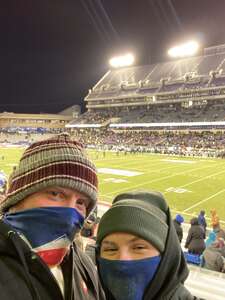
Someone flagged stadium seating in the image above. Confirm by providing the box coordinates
[183,252,202,265]
[185,264,225,300]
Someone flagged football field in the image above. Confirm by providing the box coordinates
[1,147,225,224]
[91,151,225,224]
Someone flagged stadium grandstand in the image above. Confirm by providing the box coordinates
[0,110,76,145]
[65,44,225,158]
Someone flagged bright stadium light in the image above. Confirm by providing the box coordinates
[109,53,135,68]
[168,41,199,58]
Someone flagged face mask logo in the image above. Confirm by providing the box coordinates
[98,256,161,300]
[4,206,84,266]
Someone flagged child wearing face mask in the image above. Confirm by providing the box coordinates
[96,191,202,300]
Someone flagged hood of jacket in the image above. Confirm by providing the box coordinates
[142,208,190,300]
[96,208,191,300]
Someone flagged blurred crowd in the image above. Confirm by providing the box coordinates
[71,129,225,157]
[173,209,225,273]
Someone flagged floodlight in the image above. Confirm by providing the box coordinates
[109,53,135,68]
[168,41,199,58]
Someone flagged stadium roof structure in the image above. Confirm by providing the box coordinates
[66,44,225,129]
[84,44,225,106]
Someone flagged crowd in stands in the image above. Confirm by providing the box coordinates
[70,129,225,157]
[173,209,225,273]
[119,103,225,123]
[0,126,224,159]
[71,111,114,125]
[70,100,225,125]
[0,130,61,145]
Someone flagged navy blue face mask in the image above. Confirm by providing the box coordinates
[98,256,161,300]
[3,206,84,266]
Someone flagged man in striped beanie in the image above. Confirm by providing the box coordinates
[1,133,98,216]
[0,133,105,300]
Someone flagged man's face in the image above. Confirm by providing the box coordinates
[11,186,90,217]
[100,232,160,261]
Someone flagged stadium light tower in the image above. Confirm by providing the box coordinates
[168,41,199,58]
[109,53,135,68]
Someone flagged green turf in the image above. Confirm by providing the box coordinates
[91,151,225,225]
[1,147,225,224]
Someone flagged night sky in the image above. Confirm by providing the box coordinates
[1,0,225,114]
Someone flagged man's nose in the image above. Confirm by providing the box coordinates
[66,196,77,207]
[117,250,132,261]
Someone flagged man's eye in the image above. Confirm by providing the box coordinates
[50,191,60,196]
[133,244,147,250]
[47,190,64,200]
[76,198,88,208]
[76,199,84,205]
[102,248,117,252]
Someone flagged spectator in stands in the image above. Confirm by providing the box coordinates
[81,214,96,238]
[173,214,184,243]
[205,231,217,248]
[185,217,205,255]
[210,208,220,232]
[96,191,200,300]
[0,170,7,196]
[198,210,207,238]
[216,226,225,240]
[202,239,225,272]
[0,134,105,300]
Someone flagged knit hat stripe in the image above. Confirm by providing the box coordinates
[7,174,97,197]
[25,136,83,150]
[22,142,83,159]
[7,162,97,194]
[10,161,96,184]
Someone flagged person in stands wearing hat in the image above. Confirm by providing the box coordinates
[185,217,205,255]
[202,238,225,272]
[198,210,207,239]
[210,209,220,233]
[96,191,201,300]
[173,214,184,243]
[0,133,105,300]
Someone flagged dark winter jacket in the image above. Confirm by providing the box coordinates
[0,220,105,300]
[173,219,183,243]
[202,243,225,272]
[97,210,202,300]
[185,218,205,255]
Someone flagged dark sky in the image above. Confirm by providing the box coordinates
[1,0,225,114]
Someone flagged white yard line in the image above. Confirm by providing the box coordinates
[98,163,181,176]
[98,158,167,169]
[164,168,225,193]
[103,164,216,196]
[183,189,225,212]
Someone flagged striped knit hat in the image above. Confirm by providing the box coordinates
[1,133,98,215]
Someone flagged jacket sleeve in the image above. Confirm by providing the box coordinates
[185,230,192,248]
[216,255,224,272]
[75,245,106,300]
